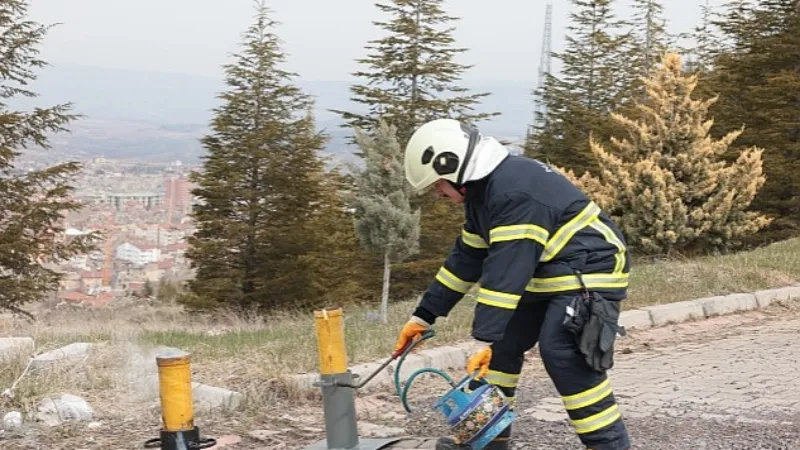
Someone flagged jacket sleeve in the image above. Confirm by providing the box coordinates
[414,214,488,323]
[471,191,559,342]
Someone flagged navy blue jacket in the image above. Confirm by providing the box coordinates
[414,155,629,343]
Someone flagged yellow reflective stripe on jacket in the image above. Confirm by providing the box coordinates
[540,201,601,262]
[489,224,550,246]
[435,266,473,294]
[485,370,521,388]
[462,229,489,249]
[526,273,629,294]
[562,379,613,411]
[572,404,621,434]
[476,287,521,309]
[589,220,627,274]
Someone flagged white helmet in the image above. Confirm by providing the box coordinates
[404,118,482,192]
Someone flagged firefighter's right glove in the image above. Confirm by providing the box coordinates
[466,339,493,380]
[394,316,431,354]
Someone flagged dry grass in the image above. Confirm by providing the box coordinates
[1,237,799,436]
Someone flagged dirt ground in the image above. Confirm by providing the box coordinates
[1,299,799,449]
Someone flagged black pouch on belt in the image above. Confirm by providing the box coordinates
[562,270,624,373]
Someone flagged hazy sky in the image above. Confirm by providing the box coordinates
[28,0,726,83]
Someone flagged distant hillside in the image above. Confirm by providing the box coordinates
[10,64,536,165]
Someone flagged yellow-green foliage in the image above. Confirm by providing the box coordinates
[561,52,771,255]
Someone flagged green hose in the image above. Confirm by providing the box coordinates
[393,329,456,413]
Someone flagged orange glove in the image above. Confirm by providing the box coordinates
[466,340,493,380]
[394,316,431,354]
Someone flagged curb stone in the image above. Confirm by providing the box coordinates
[288,285,800,393]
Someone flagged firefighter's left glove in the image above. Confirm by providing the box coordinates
[394,316,431,354]
[466,339,493,380]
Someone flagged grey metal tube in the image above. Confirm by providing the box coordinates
[320,372,359,450]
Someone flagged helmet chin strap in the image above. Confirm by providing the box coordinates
[456,123,481,185]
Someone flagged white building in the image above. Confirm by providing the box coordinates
[116,242,161,266]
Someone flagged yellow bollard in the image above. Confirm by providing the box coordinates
[157,350,194,432]
[313,307,359,449]
[314,307,348,375]
[143,349,216,450]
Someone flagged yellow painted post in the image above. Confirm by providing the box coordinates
[156,350,194,432]
[314,307,348,375]
[313,307,359,449]
[143,349,216,450]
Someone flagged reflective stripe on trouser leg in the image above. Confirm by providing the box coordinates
[539,295,631,450]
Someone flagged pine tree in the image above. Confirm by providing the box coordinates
[0,0,99,316]
[350,121,420,323]
[332,0,498,146]
[526,0,632,175]
[563,53,770,256]
[629,0,671,78]
[703,0,800,241]
[332,0,499,301]
[184,2,336,311]
[682,0,722,75]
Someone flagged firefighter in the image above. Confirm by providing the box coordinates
[395,118,632,450]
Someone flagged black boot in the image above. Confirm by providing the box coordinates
[435,436,510,450]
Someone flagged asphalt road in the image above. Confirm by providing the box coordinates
[399,300,800,449]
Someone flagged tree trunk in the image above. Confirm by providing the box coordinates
[381,250,391,324]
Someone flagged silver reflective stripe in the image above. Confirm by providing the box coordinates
[562,379,612,410]
[435,267,472,294]
[589,220,626,274]
[476,288,521,309]
[572,404,621,435]
[541,202,601,262]
[486,370,521,388]
[526,273,629,293]
[462,229,488,249]
[489,224,549,246]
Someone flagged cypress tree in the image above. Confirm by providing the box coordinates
[526,0,632,175]
[629,0,671,78]
[350,121,420,323]
[704,0,800,241]
[332,0,499,300]
[0,0,99,316]
[184,3,339,311]
[562,53,770,256]
[332,0,498,146]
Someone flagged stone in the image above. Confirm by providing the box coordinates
[642,300,706,326]
[35,394,93,426]
[619,309,653,330]
[418,346,466,371]
[0,337,34,361]
[213,435,242,448]
[30,343,93,370]
[287,372,318,391]
[248,429,283,441]
[192,382,243,412]
[3,411,22,428]
[358,421,407,438]
[754,286,800,308]
[698,293,758,317]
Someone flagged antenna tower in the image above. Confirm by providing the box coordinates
[532,3,553,132]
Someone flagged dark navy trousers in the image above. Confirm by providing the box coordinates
[471,294,631,450]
